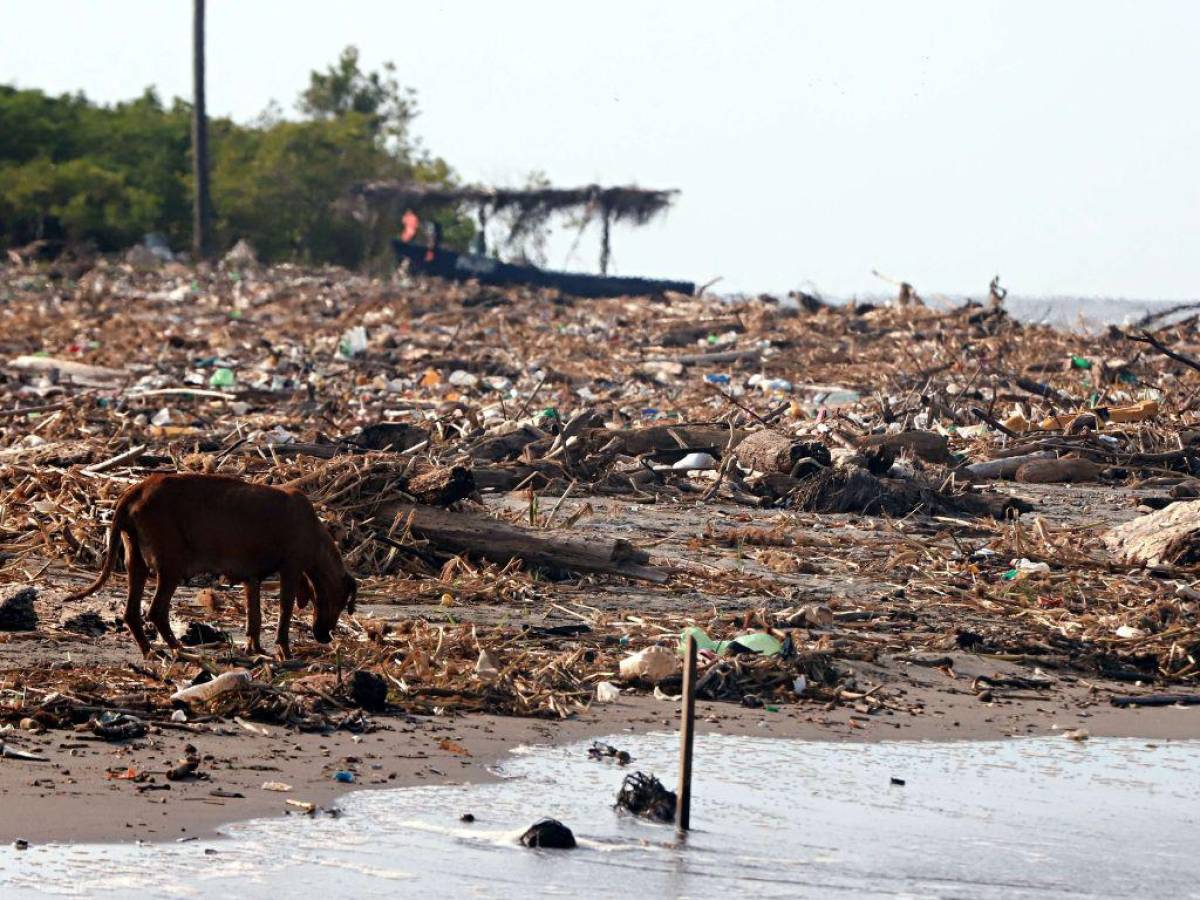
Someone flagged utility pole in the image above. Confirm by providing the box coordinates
[191,0,212,259]
[598,203,612,276]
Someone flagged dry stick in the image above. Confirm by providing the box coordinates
[969,407,1022,439]
[676,634,697,834]
[1124,329,1200,374]
[542,479,577,529]
[703,380,769,428]
[0,402,67,419]
[83,443,147,475]
[513,376,547,421]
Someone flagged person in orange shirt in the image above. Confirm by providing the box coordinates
[400,208,420,242]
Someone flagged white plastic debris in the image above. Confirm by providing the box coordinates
[793,675,808,696]
[448,369,480,388]
[595,681,621,703]
[170,709,188,723]
[619,646,679,682]
[474,649,500,681]
[672,452,718,471]
[150,407,173,427]
[337,325,368,359]
[1012,558,1051,575]
[264,425,297,445]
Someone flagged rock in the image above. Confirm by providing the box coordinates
[0,586,37,631]
[59,609,108,636]
[520,818,576,849]
[615,771,677,823]
[348,669,388,712]
[181,621,229,646]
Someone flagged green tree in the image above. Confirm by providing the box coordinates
[0,45,466,264]
[298,45,417,148]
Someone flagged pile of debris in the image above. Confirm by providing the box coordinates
[2,254,1200,735]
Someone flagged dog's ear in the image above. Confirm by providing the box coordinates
[296,574,316,609]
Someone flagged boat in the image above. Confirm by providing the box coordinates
[392,240,694,299]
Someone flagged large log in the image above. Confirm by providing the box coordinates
[1014,457,1103,484]
[1103,500,1200,566]
[378,502,668,583]
[586,425,748,458]
[964,450,1056,480]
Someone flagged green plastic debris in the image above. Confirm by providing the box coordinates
[1001,568,1019,581]
[1118,371,1139,384]
[539,407,560,421]
[707,334,718,345]
[678,627,782,657]
[209,367,236,388]
[1071,356,1092,369]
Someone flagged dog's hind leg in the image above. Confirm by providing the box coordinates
[122,533,151,656]
[147,574,181,651]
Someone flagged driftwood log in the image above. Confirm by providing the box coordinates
[404,465,476,506]
[964,450,1056,480]
[733,430,830,475]
[1110,693,1200,708]
[656,316,743,347]
[586,425,748,458]
[1103,500,1200,566]
[378,502,668,583]
[1014,457,1104,484]
[858,430,952,465]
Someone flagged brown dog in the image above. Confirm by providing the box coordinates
[66,473,356,658]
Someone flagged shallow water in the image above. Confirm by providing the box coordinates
[770,292,1192,331]
[2,734,1198,899]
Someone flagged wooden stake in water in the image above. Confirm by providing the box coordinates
[676,634,697,832]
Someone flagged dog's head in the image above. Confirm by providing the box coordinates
[309,571,357,644]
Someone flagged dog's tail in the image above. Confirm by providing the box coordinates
[64,497,131,602]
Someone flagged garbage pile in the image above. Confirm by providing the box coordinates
[2,254,1200,736]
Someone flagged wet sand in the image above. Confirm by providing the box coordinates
[3,669,1196,845]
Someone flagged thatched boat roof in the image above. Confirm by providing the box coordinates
[350,181,678,224]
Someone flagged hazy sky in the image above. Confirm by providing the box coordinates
[4,1,1199,298]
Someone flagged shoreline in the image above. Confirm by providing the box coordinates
[3,683,1197,846]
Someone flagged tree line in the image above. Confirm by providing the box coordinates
[0,47,468,267]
